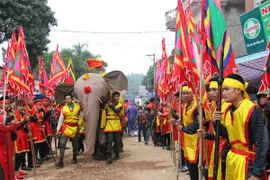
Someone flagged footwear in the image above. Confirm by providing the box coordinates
[72,154,77,164]
[107,157,113,164]
[36,160,43,165]
[37,158,44,163]
[180,166,188,172]
[107,152,113,164]
[119,148,124,153]
[29,164,40,168]
[21,166,31,171]
[55,157,64,168]
[113,153,119,160]
[18,171,27,175]
[43,156,49,161]
[15,173,24,179]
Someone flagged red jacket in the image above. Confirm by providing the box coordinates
[0,115,21,180]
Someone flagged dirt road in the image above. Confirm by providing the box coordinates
[26,135,190,180]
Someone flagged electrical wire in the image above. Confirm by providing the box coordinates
[49,34,175,47]
[22,27,173,34]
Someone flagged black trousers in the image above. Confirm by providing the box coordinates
[36,141,47,159]
[15,152,26,171]
[138,125,146,142]
[26,141,32,166]
[77,134,85,152]
[188,159,199,180]
[45,136,52,156]
[106,132,121,156]
[164,133,170,148]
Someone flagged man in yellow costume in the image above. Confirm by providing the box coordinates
[213,74,268,180]
[104,91,123,163]
[178,85,199,180]
[55,94,83,168]
[197,76,231,180]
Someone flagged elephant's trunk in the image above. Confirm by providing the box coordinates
[84,101,100,155]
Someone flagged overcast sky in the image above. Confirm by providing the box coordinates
[47,0,176,75]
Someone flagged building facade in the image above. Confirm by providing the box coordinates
[165,0,267,58]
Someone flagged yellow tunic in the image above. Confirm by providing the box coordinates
[182,100,198,163]
[208,101,231,180]
[78,115,85,134]
[62,103,81,138]
[104,103,122,132]
[224,99,256,180]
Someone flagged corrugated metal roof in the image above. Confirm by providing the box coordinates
[236,51,267,89]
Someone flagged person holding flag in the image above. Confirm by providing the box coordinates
[197,76,231,179]
[177,85,199,180]
[41,97,53,160]
[212,74,268,180]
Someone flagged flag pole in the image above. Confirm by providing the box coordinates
[176,84,182,180]
[3,55,11,179]
[213,31,226,180]
[198,39,204,180]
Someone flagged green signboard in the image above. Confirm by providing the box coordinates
[260,1,270,42]
[240,1,270,54]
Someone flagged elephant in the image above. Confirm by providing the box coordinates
[74,71,128,155]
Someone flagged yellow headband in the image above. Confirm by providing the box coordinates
[182,86,192,92]
[222,78,250,100]
[209,81,218,89]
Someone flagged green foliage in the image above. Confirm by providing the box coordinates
[126,74,145,98]
[141,65,154,92]
[1,47,6,63]
[42,43,107,79]
[0,0,57,69]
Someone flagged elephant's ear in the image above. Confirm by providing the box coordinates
[103,71,128,91]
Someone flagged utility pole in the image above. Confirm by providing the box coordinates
[146,53,156,93]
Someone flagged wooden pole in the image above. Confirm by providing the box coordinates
[24,95,37,176]
[28,130,37,176]
[198,37,205,180]
[176,84,182,180]
[213,31,226,180]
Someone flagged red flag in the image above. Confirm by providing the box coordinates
[86,58,104,69]
[48,45,68,93]
[63,58,76,84]
[159,38,172,101]
[8,26,34,98]
[187,4,210,113]
[258,42,270,94]
[38,56,49,95]
[2,33,18,96]
[155,59,163,84]
[202,0,238,80]
[172,0,190,92]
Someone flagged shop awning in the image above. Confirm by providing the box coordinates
[236,50,268,90]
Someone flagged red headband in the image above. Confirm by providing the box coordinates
[35,101,42,105]
[0,99,10,104]
[42,97,51,102]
